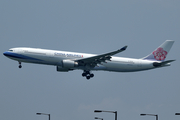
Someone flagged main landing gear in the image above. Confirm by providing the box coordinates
[82,70,94,80]
[18,62,22,68]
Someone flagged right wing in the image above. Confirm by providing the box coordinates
[76,46,128,67]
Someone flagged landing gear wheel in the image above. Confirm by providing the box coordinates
[18,62,22,68]
[19,65,22,68]
[90,74,94,78]
[86,75,91,80]
[82,70,94,80]
[82,73,86,77]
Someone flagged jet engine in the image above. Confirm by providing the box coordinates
[56,66,70,72]
[56,60,78,72]
[62,60,78,68]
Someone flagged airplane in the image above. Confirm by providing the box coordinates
[3,40,175,80]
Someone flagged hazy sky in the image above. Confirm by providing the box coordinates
[1,1,180,120]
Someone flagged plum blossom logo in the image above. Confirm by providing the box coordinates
[153,47,167,61]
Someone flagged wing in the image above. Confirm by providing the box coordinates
[76,46,127,67]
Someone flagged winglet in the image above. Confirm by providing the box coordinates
[120,46,128,51]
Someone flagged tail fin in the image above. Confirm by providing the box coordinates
[143,40,175,61]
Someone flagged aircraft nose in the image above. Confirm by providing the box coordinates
[3,52,8,56]
[3,51,10,57]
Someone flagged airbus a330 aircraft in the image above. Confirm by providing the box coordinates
[3,40,175,80]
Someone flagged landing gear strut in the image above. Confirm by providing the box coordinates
[82,70,94,80]
[18,62,22,68]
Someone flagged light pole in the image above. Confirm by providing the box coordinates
[94,110,117,120]
[95,117,103,120]
[141,114,158,120]
[36,113,50,120]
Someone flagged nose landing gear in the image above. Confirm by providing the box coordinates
[18,62,22,68]
[82,70,94,80]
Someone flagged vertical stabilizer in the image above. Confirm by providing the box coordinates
[143,40,174,61]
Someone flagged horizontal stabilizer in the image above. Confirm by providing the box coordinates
[153,60,175,67]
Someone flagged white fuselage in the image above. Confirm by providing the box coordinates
[4,47,160,72]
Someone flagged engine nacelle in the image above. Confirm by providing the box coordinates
[62,60,78,68]
[56,66,73,72]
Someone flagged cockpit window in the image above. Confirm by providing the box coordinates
[9,50,13,52]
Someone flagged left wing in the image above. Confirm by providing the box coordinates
[76,46,127,67]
